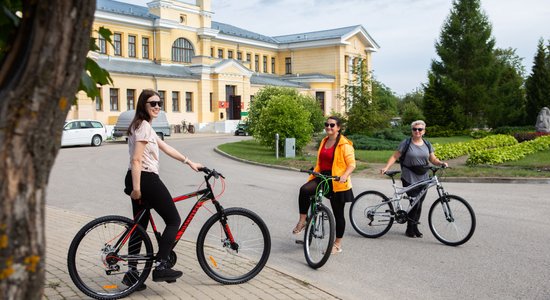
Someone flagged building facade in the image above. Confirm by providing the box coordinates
[69,0,379,131]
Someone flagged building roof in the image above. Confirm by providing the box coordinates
[250,74,307,88]
[96,0,157,19]
[95,56,200,79]
[273,25,360,43]
[211,21,278,44]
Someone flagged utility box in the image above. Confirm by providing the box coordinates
[285,138,296,158]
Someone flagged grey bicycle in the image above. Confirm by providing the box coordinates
[349,166,476,246]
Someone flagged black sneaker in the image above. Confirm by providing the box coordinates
[152,260,183,282]
[122,270,147,291]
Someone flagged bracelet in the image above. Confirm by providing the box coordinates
[183,157,189,164]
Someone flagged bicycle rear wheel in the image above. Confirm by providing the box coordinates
[304,204,335,269]
[428,195,476,246]
[349,191,394,238]
[67,215,154,300]
[196,207,271,284]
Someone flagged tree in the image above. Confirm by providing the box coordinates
[248,86,323,136]
[0,1,96,298]
[254,95,313,152]
[525,38,550,124]
[345,62,395,134]
[424,0,498,129]
[486,48,526,127]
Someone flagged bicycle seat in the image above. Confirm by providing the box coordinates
[384,170,401,177]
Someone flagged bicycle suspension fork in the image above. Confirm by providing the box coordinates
[211,200,238,251]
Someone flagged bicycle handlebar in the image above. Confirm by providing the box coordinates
[299,169,341,181]
[198,167,225,179]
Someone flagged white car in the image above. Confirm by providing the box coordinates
[61,120,107,147]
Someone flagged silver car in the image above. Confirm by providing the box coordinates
[61,120,107,147]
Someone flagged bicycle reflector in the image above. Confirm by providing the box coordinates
[103,284,118,289]
[209,256,218,268]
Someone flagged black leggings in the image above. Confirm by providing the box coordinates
[401,179,427,225]
[125,170,181,261]
[298,179,347,238]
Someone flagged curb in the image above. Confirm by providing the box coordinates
[214,147,550,184]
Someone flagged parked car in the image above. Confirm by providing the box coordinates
[112,110,171,140]
[61,120,107,147]
[234,121,250,136]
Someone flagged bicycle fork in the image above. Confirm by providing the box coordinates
[212,200,239,252]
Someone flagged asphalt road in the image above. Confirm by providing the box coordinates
[47,134,550,299]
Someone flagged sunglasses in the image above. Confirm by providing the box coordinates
[412,128,424,132]
[324,122,337,128]
[147,101,163,108]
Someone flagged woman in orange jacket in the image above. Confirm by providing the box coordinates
[292,116,356,254]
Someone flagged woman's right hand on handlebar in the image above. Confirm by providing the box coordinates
[187,161,203,172]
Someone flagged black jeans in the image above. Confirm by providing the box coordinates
[401,179,427,225]
[298,178,347,239]
[125,170,181,262]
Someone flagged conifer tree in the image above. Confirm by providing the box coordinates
[423,0,498,129]
[525,38,550,123]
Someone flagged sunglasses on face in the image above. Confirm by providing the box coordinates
[147,101,163,108]
[324,122,337,128]
[412,127,424,132]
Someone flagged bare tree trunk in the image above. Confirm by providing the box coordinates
[0,1,96,298]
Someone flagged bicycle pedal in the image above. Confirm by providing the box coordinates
[295,239,304,244]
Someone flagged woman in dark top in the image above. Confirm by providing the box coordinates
[380,120,447,238]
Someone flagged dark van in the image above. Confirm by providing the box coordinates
[113,110,171,140]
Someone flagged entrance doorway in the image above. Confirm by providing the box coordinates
[225,85,241,120]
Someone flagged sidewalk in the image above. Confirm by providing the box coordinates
[43,206,341,300]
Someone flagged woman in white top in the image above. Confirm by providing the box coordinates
[123,89,202,288]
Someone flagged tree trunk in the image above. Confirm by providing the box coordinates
[0,1,95,298]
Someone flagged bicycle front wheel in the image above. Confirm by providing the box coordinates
[304,204,335,269]
[196,208,271,284]
[428,195,476,246]
[67,215,154,300]
[349,191,394,238]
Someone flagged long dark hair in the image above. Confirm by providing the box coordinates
[127,89,159,136]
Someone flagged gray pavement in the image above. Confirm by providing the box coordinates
[43,206,341,300]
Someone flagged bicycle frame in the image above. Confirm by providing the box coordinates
[386,169,448,215]
[117,169,235,257]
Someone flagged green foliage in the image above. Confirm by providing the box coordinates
[0,0,22,62]
[371,128,407,141]
[298,95,325,133]
[492,126,534,135]
[80,27,113,101]
[347,135,400,150]
[433,134,518,160]
[469,130,492,139]
[345,64,395,134]
[424,0,499,129]
[425,125,469,137]
[248,86,321,136]
[467,135,550,165]
[525,38,550,123]
[400,101,425,126]
[487,48,527,127]
[254,94,313,152]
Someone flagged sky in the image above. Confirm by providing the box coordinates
[118,0,550,96]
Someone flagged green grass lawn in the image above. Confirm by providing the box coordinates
[219,137,550,178]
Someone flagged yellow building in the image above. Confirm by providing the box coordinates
[69,0,379,132]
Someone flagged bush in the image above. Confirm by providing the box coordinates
[347,135,400,150]
[513,132,550,142]
[467,136,550,165]
[433,134,518,160]
[469,130,492,139]
[371,128,407,141]
[254,95,313,152]
[492,126,533,135]
[426,125,469,137]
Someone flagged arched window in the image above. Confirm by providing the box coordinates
[172,38,194,63]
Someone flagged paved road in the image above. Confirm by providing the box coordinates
[47,134,550,299]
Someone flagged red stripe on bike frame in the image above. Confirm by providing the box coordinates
[175,201,205,240]
[121,224,139,246]
[173,192,199,203]
[150,214,158,232]
[224,224,235,242]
